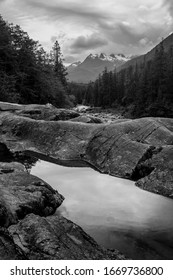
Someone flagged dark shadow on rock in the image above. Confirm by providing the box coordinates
[0,227,27,260]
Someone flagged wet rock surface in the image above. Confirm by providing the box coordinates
[0,102,172,259]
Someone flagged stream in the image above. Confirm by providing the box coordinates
[31,160,173,260]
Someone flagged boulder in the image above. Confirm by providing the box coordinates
[0,101,80,121]
[9,213,125,260]
[136,146,173,197]
[0,161,64,227]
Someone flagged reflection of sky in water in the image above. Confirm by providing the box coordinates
[31,160,173,259]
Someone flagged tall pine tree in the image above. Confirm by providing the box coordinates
[52,40,68,87]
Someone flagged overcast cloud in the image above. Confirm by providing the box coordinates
[164,0,173,16]
[0,0,172,63]
[70,34,108,53]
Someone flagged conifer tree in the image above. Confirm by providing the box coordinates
[52,40,68,87]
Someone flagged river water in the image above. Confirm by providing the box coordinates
[31,160,173,259]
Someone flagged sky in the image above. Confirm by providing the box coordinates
[0,0,173,64]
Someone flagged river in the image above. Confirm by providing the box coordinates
[31,160,173,259]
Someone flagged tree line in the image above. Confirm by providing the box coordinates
[0,15,73,107]
[1,13,173,117]
[72,41,173,117]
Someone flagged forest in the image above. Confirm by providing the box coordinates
[1,14,173,118]
[73,40,173,117]
[0,15,73,107]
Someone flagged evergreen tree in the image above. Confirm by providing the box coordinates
[52,40,68,87]
[102,67,110,107]
[0,14,72,107]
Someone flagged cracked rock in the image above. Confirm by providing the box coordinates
[9,213,125,260]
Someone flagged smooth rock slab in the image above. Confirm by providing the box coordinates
[9,213,125,260]
[0,102,79,121]
[0,111,173,198]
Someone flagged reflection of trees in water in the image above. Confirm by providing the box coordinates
[0,144,38,172]
[14,152,38,173]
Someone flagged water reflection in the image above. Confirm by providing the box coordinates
[31,160,173,259]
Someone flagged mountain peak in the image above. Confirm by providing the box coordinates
[71,61,81,67]
[87,54,98,59]
[85,53,131,62]
[67,52,133,83]
[68,61,81,69]
[99,53,106,59]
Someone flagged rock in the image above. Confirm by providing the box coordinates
[0,101,24,111]
[0,110,172,199]
[70,115,102,124]
[0,161,64,227]
[0,143,13,159]
[9,213,125,260]
[0,227,27,260]
[75,105,91,113]
[0,101,80,121]
[0,103,130,260]
[136,146,173,197]
[16,107,80,121]
[84,108,125,123]
[86,118,173,179]
[0,112,96,160]
[0,103,172,260]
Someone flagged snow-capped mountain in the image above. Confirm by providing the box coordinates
[87,53,130,62]
[69,61,82,68]
[67,53,134,83]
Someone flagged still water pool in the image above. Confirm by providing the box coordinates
[31,160,173,259]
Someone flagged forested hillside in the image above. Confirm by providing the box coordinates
[0,15,71,107]
[74,36,173,118]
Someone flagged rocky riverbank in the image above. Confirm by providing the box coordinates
[75,105,125,123]
[0,102,126,260]
[0,101,172,259]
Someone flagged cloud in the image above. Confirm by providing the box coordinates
[164,0,173,17]
[51,32,67,44]
[17,0,109,24]
[64,55,79,63]
[139,38,150,46]
[51,36,58,43]
[99,20,165,50]
[70,34,108,53]
[0,0,172,60]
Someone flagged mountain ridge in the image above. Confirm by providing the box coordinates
[67,53,134,83]
[117,33,173,72]
[67,33,173,83]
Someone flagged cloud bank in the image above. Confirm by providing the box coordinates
[0,0,172,61]
[70,34,108,53]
